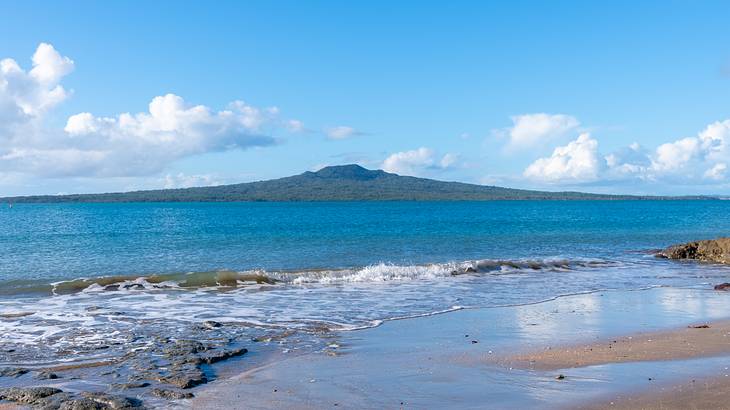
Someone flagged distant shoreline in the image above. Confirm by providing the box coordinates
[1,165,718,203]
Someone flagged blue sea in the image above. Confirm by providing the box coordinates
[2,201,730,367]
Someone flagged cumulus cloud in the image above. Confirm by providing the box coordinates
[0,43,294,179]
[0,43,74,140]
[522,119,730,187]
[163,173,223,189]
[324,125,365,140]
[502,113,579,149]
[381,147,458,176]
[650,120,730,176]
[704,163,727,181]
[523,133,603,182]
[58,94,276,175]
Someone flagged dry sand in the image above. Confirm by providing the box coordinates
[502,320,730,371]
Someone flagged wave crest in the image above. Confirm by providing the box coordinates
[3,258,614,297]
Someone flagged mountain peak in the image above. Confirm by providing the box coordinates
[310,164,390,180]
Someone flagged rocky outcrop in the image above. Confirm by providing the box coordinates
[658,238,730,264]
[0,387,144,409]
[150,388,194,400]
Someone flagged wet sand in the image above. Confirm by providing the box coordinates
[192,287,730,409]
[582,376,730,410]
[500,316,730,409]
[503,320,730,371]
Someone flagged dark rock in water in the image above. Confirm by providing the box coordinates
[104,285,120,291]
[153,339,247,389]
[111,381,150,389]
[57,397,107,409]
[80,392,144,409]
[35,370,60,379]
[659,238,730,264]
[0,387,145,409]
[0,386,63,404]
[122,283,145,290]
[556,374,566,380]
[163,340,208,357]
[714,283,730,291]
[158,364,207,389]
[200,320,223,329]
[32,391,75,408]
[199,347,248,364]
[689,324,711,328]
[150,388,194,400]
[0,367,29,377]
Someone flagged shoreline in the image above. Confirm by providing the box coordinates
[500,319,730,371]
[5,286,730,408]
[579,375,730,410]
[191,286,730,409]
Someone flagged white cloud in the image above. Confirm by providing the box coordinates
[652,137,700,172]
[0,43,74,140]
[163,173,223,189]
[324,125,364,140]
[286,119,306,133]
[0,43,293,179]
[440,152,458,168]
[381,147,458,176]
[521,118,730,187]
[604,142,651,179]
[29,43,74,86]
[38,93,276,176]
[503,113,579,149]
[523,133,603,182]
[704,163,727,181]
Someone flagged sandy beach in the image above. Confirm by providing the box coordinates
[582,376,730,410]
[503,320,730,371]
[189,287,730,409]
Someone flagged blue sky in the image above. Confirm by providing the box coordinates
[1,0,729,195]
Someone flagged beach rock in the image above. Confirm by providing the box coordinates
[0,387,145,409]
[111,381,150,389]
[79,392,144,409]
[150,388,194,400]
[158,365,207,389]
[0,367,29,377]
[0,386,63,404]
[122,284,144,290]
[163,340,208,357]
[714,283,730,291]
[57,397,107,410]
[198,347,247,364]
[32,391,75,409]
[659,238,730,264]
[35,370,60,380]
[200,320,222,329]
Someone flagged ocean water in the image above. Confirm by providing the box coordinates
[2,200,730,368]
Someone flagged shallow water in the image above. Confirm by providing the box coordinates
[192,288,730,409]
[2,201,730,394]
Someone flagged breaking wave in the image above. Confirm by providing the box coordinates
[1,258,617,297]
